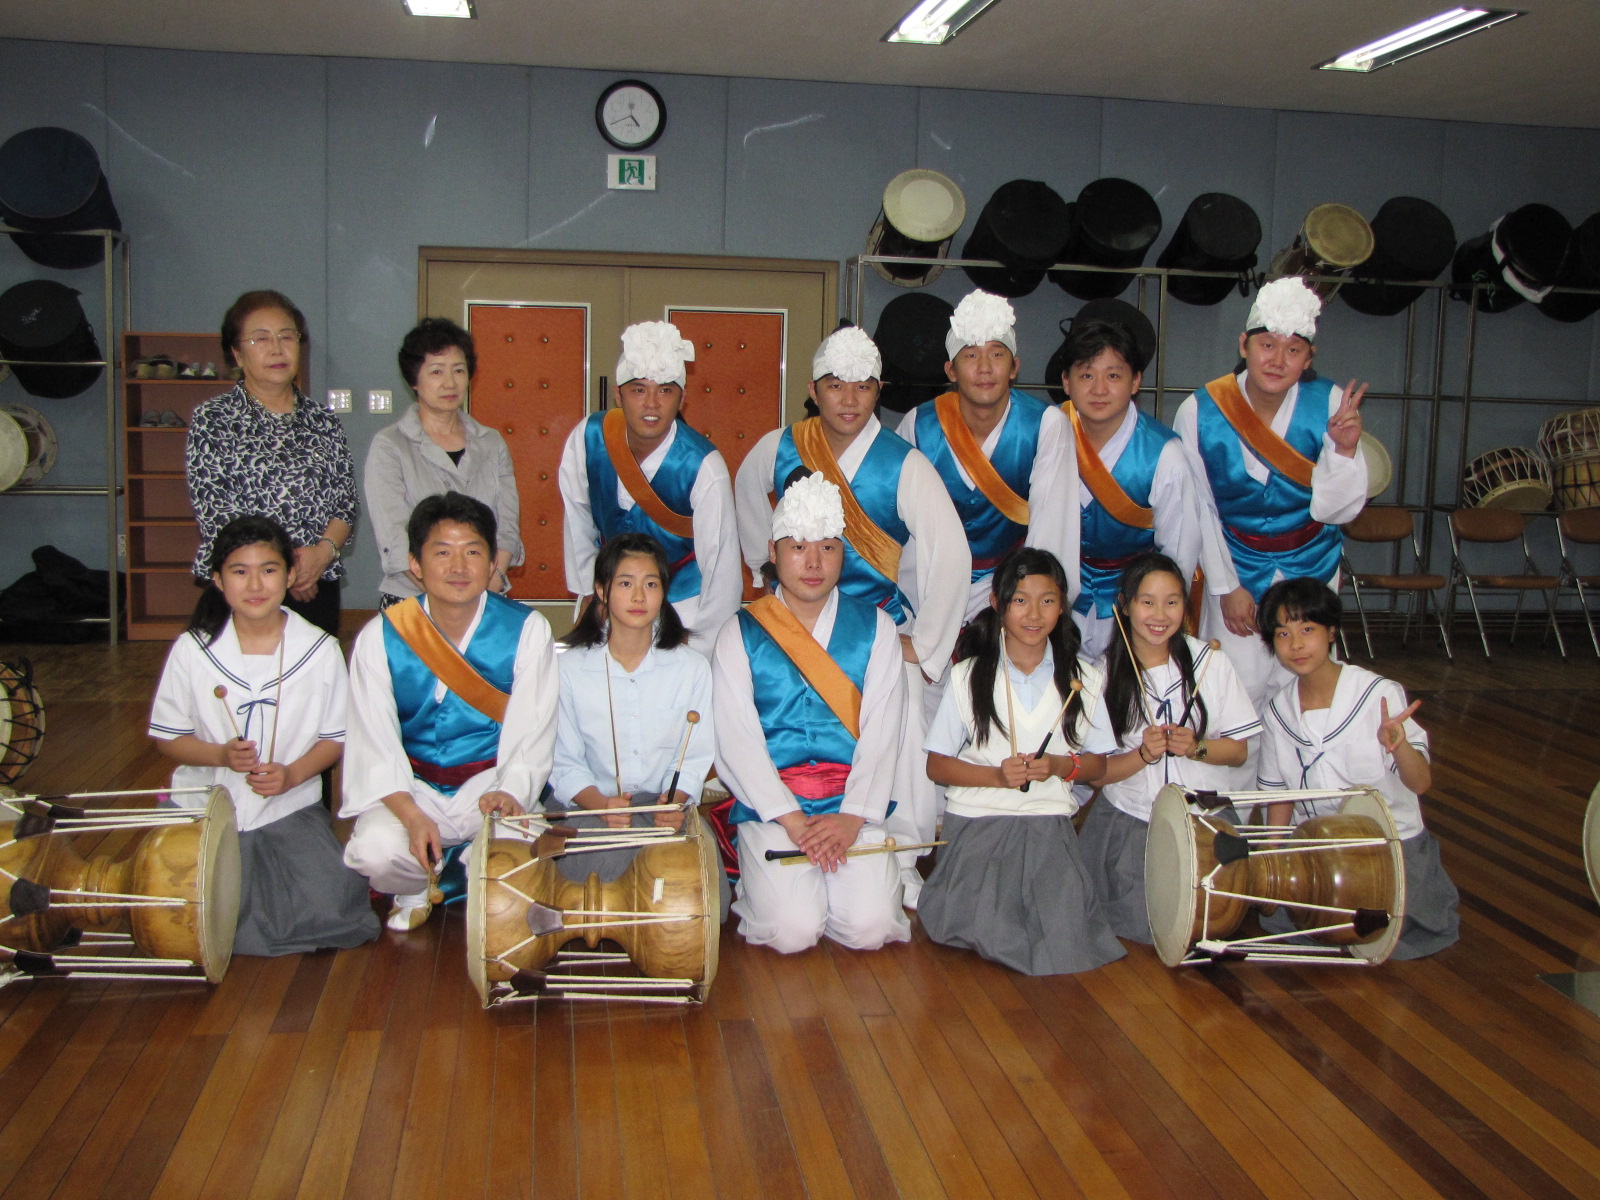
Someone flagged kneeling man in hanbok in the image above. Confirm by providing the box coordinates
[712,472,910,953]
[342,491,557,931]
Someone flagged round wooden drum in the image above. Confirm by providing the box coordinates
[1462,446,1553,511]
[1268,203,1375,300]
[0,402,57,491]
[1538,408,1600,511]
[0,785,240,983]
[1145,785,1405,968]
[469,808,720,1007]
[0,660,45,787]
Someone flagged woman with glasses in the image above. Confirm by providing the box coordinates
[185,290,358,636]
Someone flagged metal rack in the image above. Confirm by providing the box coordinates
[0,225,131,644]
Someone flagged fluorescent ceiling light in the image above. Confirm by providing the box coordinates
[883,0,1001,45]
[403,0,475,17]
[1316,7,1522,72]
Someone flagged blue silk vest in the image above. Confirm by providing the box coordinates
[1196,376,1343,599]
[583,413,712,602]
[773,425,914,624]
[913,390,1044,581]
[729,593,878,823]
[1076,411,1179,619]
[382,593,532,795]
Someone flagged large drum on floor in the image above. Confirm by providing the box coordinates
[0,785,240,985]
[1268,203,1374,300]
[865,169,966,288]
[0,660,46,787]
[1538,408,1600,511]
[0,279,104,399]
[0,127,122,270]
[1462,446,1552,511]
[0,403,59,491]
[468,809,720,1006]
[1585,780,1600,909]
[1145,785,1404,967]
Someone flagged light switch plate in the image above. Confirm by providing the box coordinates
[327,389,352,413]
[368,389,393,414]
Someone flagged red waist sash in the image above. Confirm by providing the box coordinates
[778,761,851,801]
[1225,518,1325,553]
[409,755,495,790]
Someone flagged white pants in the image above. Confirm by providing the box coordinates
[883,661,938,868]
[1199,592,1290,712]
[1073,609,1115,662]
[343,786,484,895]
[732,820,910,954]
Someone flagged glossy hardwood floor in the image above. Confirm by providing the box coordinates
[0,628,1597,1199]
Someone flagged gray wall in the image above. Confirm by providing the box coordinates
[3,37,1597,603]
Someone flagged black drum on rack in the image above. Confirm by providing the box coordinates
[1451,203,1571,313]
[0,128,121,270]
[1155,192,1261,307]
[0,280,104,399]
[1044,298,1157,404]
[873,292,955,413]
[961,180,1074,299]
[1537,213,1600,323]
[1052,178,1163,301]
[1340,197,1457,317]
[865,169,967,288]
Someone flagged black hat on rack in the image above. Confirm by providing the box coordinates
[1340,197,1457,317]
[0,280,104,399]
[1044,298,1157,405]
[1536,212,1600,323]
[1155,192,1261,307]
[1451,203,1570,314]
[960,180,1074,299]
[1052,178,1163,301]
[872,292,956,413]
[0,127,122,270]
[865,169,967,288]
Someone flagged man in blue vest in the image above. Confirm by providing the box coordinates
[712,472,910,954]
[733,325,968,907]
[343,492,558,931]
[1060,318,1212,659]
[559,320,741,656]
[902,289,1079,624]
[1174,277,1368,706]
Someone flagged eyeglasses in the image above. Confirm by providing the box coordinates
[243,331,303,348]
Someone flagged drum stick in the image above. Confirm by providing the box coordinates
[661,711,701,806]
[766,838,945,864]
[213,686,245,743]
[1111,611,1157,729]
[1173,639,1223,732]
[1020,679,1082,794]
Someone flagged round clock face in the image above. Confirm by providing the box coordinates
[597,82,664,150]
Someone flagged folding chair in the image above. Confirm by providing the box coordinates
[1340,506,1451,659]
[1446,508,1566,659]
[1555,508,1600,657]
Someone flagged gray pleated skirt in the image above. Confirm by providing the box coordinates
[234,803,380,957]
[919,812,1127,976]
[1257,828,1459,960]
[552,791,731,921]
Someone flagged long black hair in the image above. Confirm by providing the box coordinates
[955,547,1084,750]
[187,515,295,645]
[1103,552,1208,745]
[563,532,688,650]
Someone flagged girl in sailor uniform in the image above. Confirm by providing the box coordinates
[920,547,1125,975]
[1078,552,1262,943]
[149,515,378,956]
[1254,577,1459,959]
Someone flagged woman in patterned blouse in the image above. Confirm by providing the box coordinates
[185,290,357,636]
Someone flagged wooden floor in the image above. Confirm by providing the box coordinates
[0,630,1598,1199]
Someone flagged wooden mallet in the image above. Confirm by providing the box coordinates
[661,711,701,806]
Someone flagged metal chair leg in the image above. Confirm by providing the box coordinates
[1463,575,1492,658]
[1543,588,1568,658]
[1348,573,1374,658]
[1575,576,1600,657]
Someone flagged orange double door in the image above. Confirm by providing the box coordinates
[419,250,837,619]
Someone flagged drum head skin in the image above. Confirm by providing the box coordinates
[1463,447,1553,511]
[884,169,965,244]
[1304,203,1375,269]
[197,786,241,982]
[0,412,25,493]
[1146,785,1200,968]
[1358,433,1392,499]
[695,810,721,1000]
[1337,789,1405,964]
[0,403,58,490]
[1585,780,1600,910]
[467,817,493,1007]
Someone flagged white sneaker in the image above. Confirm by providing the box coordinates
[386,891,433,932]
[899,866,923,911]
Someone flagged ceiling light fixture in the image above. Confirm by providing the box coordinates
[1315,7,1523,73]
[403,0,475,17]
[883,0,1002,45]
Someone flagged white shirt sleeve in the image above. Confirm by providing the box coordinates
[841,610,907,822]
[1255,688,1290,789]
[1173,394,1242,596]
[1025,403,1080,601]
[734,429,781,574]
[340,618,413,817]
[1308,384,1368,526]
[923,670,971,758]
[1150,438,1209,589]
[558,421,597,598]
[897,449,970,680]
[685,452,743,654]
[489,614,559,808]
[148,638,200,739]
[317,640,350,742]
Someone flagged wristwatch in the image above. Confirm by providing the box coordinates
[1190,739,1208,761]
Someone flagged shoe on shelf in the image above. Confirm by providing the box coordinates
[199,362,217,379]
[386,892,433,932]
[157,410,186,428]
[130,358,153,379]
[178,363,198,378]
[138,410,160,427]
[149,356,178,379]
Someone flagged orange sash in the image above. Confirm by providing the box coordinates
[602,409,695,539]
[934,392,1030,526]
[382,597,509,725]
[746,596,862,740]
[1066,404,1154,531]
[791,417,903,582]
[1205,373,1315,489]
